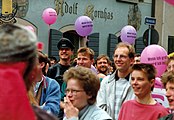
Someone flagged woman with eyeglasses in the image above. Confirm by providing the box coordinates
[62,66,112,120]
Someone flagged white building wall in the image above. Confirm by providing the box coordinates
[156,0,174,52]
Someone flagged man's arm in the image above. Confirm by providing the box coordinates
[40,77,61,116]
[96,75,109,110]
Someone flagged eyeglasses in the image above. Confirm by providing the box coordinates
[113,54,128,60]
[65,89,84,96]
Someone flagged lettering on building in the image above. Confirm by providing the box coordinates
[55,0,78,16]
[54,1,114,21]
[85,4,113,21]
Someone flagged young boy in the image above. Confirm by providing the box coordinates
[118,63,168,120]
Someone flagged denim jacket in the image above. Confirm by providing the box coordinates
[35,76,61,116]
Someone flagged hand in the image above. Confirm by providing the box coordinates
[64,97,79,119]
[60,101,65,109]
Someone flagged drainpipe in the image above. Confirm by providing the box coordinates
[147,0,155,45]
[162,1,166,48]
[151,0,155,29]
[151,0,155,17]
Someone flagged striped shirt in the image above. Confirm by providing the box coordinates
[115,78,130,120]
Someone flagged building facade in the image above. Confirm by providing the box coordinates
[1,0,161,60]
[155,0,174,54]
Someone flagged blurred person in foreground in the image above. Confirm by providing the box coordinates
[118,63,168,120]
[0,23,58,120]
[160,71,174,120]
[63,66,112,120]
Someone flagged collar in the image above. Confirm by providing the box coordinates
[79,105,89,119]
[115,70,130,81]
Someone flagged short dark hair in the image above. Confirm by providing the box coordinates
[135,53,141,57]
[132,63,156,90]
[132,63,156,81]
[49,56,57,62]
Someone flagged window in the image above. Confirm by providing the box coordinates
[168,36,174,54]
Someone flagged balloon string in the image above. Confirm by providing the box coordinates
[84,36,89,42]
[48,25,51,51]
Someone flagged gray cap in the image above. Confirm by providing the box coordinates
[0,24,37,62]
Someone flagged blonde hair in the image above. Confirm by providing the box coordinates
[115,42,135,58]
[77,47,95,60]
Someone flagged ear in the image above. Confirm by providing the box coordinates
[70,50,74,55]
[40,62,45,69]
[87,95,92,100]
[150,79,155,87]
[130,58,135,65]
[91,59,94,65]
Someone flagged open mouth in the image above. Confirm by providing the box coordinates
[132,86,140,91]
[168,99,174,103]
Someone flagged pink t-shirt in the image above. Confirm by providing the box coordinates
[118,100,169,120]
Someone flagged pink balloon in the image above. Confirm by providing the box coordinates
[140,45,168,77]
[165,0,174,5]
[120,25,137,44]
[25,26,34,32]
[42,8,57,25]
[75,16,93,36]
[154,77,164,89]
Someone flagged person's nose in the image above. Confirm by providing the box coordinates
[132,79,138,85]
[166,89,171,98]
[171,66,174,72]
[62,49,66,52]
[101,63,104,67]
[116,55,122,61]
[66,91,73,97]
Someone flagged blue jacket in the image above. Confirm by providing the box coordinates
[37,76,61,116]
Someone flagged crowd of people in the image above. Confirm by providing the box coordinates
[2,23,174,120]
